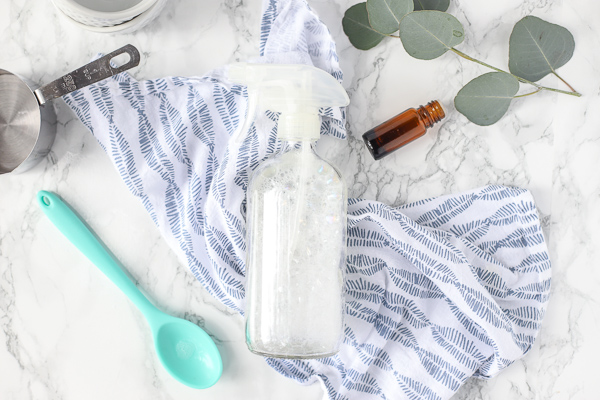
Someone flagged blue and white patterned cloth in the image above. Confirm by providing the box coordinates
[63,0,552,398]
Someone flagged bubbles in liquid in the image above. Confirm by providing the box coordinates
[246,147,346,357]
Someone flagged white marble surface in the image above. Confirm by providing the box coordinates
[0,0,598,398]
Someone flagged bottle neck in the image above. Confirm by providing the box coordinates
[278,113,321,141]
[279,140,316,153]
[416,100,445,128]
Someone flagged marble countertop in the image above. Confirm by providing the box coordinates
[1,0,598,398]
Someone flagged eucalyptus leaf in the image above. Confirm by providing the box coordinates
[399,11,464,60]
[343,2,386,50]
[413,0,450,12]
[367,0,413,34]
[454,72,519,126]
[509,16,575,82]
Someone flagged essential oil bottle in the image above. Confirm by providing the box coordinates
[362,100,445,160]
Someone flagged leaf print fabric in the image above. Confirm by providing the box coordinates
[63,0,551,399]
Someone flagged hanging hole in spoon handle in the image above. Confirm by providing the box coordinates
[33,44,141,105]
[40,194,52,206]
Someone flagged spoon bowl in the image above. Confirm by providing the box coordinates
[154,318,222,389]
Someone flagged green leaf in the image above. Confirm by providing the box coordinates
[367,0,413,35]
[508,16,575,82]
[399,11,464,60]
[454,72,520,126]
[343,2,386,50]
[413,0,450,11]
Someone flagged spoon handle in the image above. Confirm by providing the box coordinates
[33,44,140,105]
[37,190,159,319]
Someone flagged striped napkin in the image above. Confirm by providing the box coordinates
[63,0,551,398]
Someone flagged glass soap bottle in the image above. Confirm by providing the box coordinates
[362,100,445,160]
[228,62,350,359]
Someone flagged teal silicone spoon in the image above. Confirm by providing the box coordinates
[37,190,222,389]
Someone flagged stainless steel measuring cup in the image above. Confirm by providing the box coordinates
[0,44,140,174]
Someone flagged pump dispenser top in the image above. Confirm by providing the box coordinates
[228,63,350,141]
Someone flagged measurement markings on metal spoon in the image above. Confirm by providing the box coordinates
[61,75,76,92]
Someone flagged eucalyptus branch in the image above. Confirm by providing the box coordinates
[450,48,582,97]
[513,88,542,98]
[552,71,578,93]
[342,1,582,125]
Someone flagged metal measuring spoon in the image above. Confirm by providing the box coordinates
[37,190,223,389]
[0,44,139,174]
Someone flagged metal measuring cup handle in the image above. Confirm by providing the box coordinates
[33,44,140,105]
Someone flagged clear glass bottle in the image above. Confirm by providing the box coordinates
[227,62,350,359]
[245,140,347,358]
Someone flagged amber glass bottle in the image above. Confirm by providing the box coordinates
[362,100,445,160]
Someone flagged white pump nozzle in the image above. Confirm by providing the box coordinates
[227,63,349,142]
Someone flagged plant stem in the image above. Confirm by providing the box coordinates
[513,88,542,98]
[449,48,507,75]
[553,71,578,93]
[449,48,582,97]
